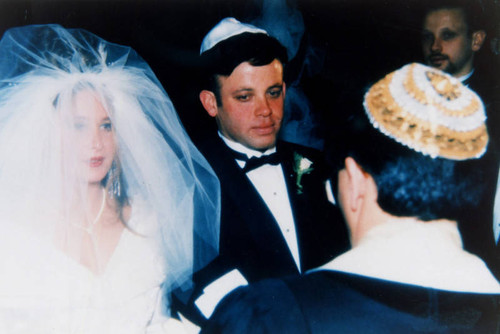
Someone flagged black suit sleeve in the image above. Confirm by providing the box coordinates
[201,279,309,334]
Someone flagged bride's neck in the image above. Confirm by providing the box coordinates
[86,183,106,218]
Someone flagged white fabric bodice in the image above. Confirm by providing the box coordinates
[0,213,170,333]
[315,218,500,293]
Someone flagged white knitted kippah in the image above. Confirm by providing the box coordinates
[200,17,268,54]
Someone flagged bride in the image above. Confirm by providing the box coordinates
[0,25,220,333]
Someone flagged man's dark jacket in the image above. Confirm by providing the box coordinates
[460,68,500,281]
[203,271,500,333]
[172,135,349,323]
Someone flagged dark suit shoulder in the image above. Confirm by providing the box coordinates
[287,271,500,334]
[194,135,229,164]
[202,278,308,334]
[468,66,499,106]
[204,271,500,334]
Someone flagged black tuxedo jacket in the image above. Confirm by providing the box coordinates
[464,68,499,107]
[465,69,500,147]
[173,135,349,323]
[203,271,500,333]
[460,70,500,281]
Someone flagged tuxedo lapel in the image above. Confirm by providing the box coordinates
[277,141,350,271]
[201,137,299,278]
[279,144,300,199]
[174,138,349,325]
[278,141,320,270]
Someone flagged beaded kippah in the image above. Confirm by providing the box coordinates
[363,63,488,160]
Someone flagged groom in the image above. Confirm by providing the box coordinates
[175,17,349,323]
[202,63,500,333]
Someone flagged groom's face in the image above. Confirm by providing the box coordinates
[210,59,285,151]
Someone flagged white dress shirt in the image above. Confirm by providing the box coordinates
[219,133,301,272]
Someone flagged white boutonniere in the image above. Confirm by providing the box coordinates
[293,152,314,194]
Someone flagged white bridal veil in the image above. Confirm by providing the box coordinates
[0,24,220,295]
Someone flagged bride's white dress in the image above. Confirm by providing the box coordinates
[0,208,171,334]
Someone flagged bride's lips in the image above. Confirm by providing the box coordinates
[89,157,104,167]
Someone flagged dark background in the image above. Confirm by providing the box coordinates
[0,0,498,143]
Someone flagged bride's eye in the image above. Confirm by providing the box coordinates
[101,122,112,131]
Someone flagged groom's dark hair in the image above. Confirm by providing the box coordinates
[200,32,288,106]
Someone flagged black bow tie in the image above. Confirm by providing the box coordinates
[230,150,281,173]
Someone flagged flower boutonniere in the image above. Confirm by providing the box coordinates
[293,152,314,194]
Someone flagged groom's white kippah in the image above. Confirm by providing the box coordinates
[200,17,268,55]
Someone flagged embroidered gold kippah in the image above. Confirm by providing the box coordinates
[363,63,488,160]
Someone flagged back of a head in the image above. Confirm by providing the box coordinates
[327,63,489,222]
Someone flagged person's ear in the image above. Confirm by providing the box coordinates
[344,157,368,212]
[282,82,286,99]
[471,30,486,52]
[199,90,218,117]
